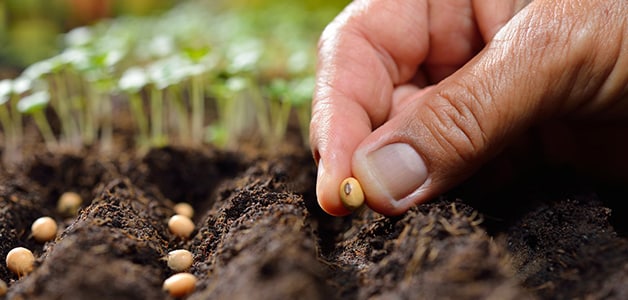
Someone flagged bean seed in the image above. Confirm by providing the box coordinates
[174,202,194,219]
[6,247,35,276]
[0,279,7,296]
[31,216,58,242]
[57,192,83,216]
[163,272,197,298]
[339,177,365,211]
[167,249,194,272]
[168,215,195,239]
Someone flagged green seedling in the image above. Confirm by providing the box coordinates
[207,76,256,149]
[0,79,20,166]
[17,90,58,149]
[23,56,83,149]
[260,78,293,148]
[84,49,126,153]
[119,67,150,148]
[286,76,315,147]
[147,55,194,147]
[3,0,338,154]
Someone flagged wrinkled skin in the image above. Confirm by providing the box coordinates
[310,0,628,216]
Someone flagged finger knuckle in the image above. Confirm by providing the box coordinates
[421,84,491,164]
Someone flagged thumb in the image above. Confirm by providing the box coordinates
[352,0,627,216]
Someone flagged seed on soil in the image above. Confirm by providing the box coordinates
[173,202,194,219]
[167,249,194,272]
[57,191,83,216]
[339,177,365,211]
[31,216,58,242]
[163,272,197,298]
[168,214,195,239]
[0,279,7,296]
[6,247,35,276]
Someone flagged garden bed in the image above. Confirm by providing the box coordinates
[2,2,628,298]
[1,131,628,299]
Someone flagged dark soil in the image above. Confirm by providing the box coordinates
[1,135,628,299]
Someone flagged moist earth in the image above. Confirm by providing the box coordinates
[1,143,627,299]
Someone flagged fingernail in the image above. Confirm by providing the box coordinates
[364,143,428,201]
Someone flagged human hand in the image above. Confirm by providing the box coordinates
[310,0,628,216]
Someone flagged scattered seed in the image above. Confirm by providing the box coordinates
[163,272,197,298]
[339,177,365,211]
[167,249,194,272]
[6,247,35,277]
[31,216,58,242]
[0,279,7,296]
[168,214,195,239]
[173,202,194,219]
[57,191,83,216]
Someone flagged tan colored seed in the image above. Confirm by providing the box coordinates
[167,249,194,272]
[168,215,195,239]
[163,272,197,298]
[6,247,35,276]
[173,202,194,219]
[31,216,58,242]
[0,279,7,296]
[57,192,83,216]
[339,177,365,211]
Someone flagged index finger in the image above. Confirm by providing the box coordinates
[310,0,429,215]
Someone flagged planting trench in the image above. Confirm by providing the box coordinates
[1,144,628,299]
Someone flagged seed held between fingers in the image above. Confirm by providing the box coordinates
[163,272,197,298]
[6,247,35,277]
[31,216,58,242]
[339,177,365,211]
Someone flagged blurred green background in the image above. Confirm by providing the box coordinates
[0,0,348,75]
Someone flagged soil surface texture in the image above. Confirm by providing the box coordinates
[1,136,628,299]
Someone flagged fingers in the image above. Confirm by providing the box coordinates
[310,0,429,216]
[352,0,628,215]
[423,0,483,83]
[472,0,531,42]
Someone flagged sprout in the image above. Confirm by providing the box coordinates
[287,76,315,146]
[287,50,311,75]
[17,91,50,113]
[166,249,194,272]
[147,35,176,58]
[0,79,24,167]
[21,57,61,81]
[226,39,262,74]
[59,48,91,72]
[12,77,32,95]
[119,67,148,92]
[17,90,57,149]
[168,214,195,239]
[0,79,13,99]
[207,76,256,149]
[119,67,150,147]
[6,247,35,277]
[254,78,294,149]
[65,26,93,47]
[162,272,197,298]
[0,80,13,128]
[31,216,58,243]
